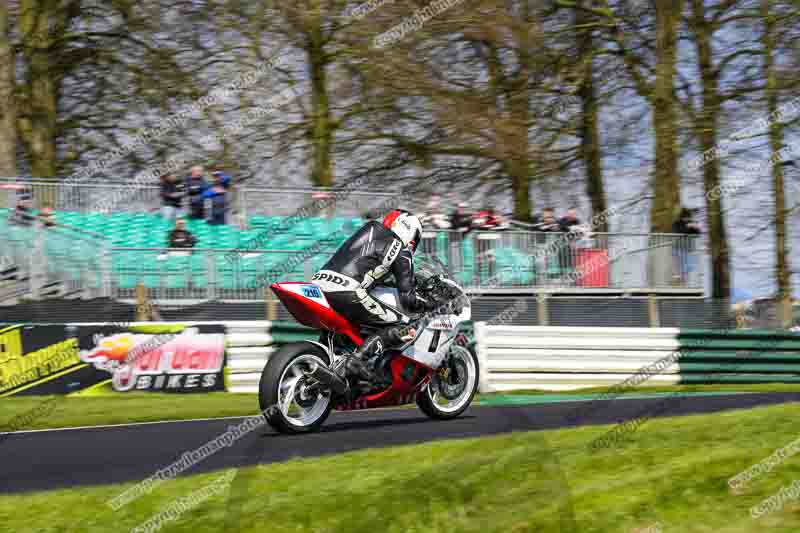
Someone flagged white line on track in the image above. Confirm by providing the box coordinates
[0,415,254,436]
[0,407,395,436]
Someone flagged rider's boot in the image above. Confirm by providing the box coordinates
[346,325,416,385]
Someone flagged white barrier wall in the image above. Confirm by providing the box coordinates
[474,324,683,392]
[222,322,688,394]
[224,321,274,394]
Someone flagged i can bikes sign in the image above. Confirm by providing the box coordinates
[78,326,226,393]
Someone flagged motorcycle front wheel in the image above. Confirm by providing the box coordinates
[416,344,479,420]
[259,342,333,434]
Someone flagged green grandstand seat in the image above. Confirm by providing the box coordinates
[460,239,475,285]
[249,215,269,227]
[436,232,449,266]
[494,248,531,285]
[310,254,328,272]
[187,254,207,288]
[166,271,188,289]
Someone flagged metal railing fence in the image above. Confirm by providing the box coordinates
[0,216,108,299]
[60,241,701,301]
[1,207,704,301]
[417,230,703,292]
[1,178,402,219]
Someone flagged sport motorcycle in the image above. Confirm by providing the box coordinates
[259,256,478,434]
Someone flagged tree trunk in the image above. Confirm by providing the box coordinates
[308,28,334,187]
[19,0,58,182]
[0,0,16,179]
[508,122,532,223]
[576,0,607,232]
[689,0,731,299]
[761,0,792,325]
[504,71,532,222]
[650,0,684,232]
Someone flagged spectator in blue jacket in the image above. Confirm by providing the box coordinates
[186,166,208,220]
[203,170,231,225]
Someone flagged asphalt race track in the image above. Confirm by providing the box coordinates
[1,392,798,494]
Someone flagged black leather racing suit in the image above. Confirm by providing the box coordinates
[312,221,433,376]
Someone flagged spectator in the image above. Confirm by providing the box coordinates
[363,208,380,222]
[672,207,702,285]
[558,207,584,275]
[472,208,488,230]
[451,202,473,234]
[8,197,35,227]
[532,208,561,232]
[495,209,510,230]
[203,169,231,225]
[473,206,508,231]
[39,204,56,228]
[560,206,589,244]
[186,166,208,220]
[167,218,197,249]
[160,173,185,221]
[559,207,582,233]
[532,208,563,279]
[672,207,702,236]
[420,196,452,230]
[448,201,473,271]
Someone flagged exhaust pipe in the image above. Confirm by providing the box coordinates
[307,362,349,396]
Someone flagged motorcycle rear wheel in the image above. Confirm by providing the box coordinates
[260,342,333,434]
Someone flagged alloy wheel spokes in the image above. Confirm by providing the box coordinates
[430,346,475,413]
[276,354,332,427]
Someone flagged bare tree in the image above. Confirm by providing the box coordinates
[568,0,684,232]
[17,0,70,180]
[346,1,573,221]
[573,0,609,230]
[683,0,740,299]
[0,0,15,179]
[761,0,793,325]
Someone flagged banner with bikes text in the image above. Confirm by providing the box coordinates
[0,323,227,396]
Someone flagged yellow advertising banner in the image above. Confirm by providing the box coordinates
[0,327,81,394]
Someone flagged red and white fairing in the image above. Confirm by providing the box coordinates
[271,282,363,345]
[272,280,470,370]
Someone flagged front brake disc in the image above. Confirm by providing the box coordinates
[438,358,467,400]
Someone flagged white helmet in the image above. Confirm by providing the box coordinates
[383,209,423,251]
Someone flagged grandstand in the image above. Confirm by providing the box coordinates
[0,179,705,306]
[0,212,703,299]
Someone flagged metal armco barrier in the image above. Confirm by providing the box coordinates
[473,325,800,393]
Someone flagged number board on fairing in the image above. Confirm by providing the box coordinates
[302,286,322,299]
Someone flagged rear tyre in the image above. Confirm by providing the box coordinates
[259,342,333,434]
[417,344,479,420]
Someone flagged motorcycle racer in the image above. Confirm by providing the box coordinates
[312,209,438,384]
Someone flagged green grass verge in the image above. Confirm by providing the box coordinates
[2,401,800,532]
[0,393,260,431]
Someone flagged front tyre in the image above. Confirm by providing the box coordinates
[259,342,333,434]
[417,344,478,420]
